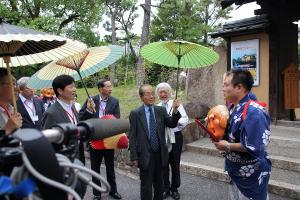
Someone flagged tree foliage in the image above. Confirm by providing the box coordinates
[196,0,233,44]
[0,0,104,46]
[148,0,232,83]
[150,0,232,44]
[150,0,203,43]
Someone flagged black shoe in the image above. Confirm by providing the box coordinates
[171,191,180,200]
[163,191,170,199]
[93,195,101,200]
[109,192,122,199]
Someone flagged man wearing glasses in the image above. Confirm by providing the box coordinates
[129,84,181,200]
[16,77,44,130]
[79,79,122,200]
[0,68,22,140]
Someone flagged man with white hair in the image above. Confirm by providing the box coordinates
[156,82,189,200]
[16,77,44,130]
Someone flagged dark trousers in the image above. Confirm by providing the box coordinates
[140,151,164,200]
[89,146,117,196]
[163,131,183,192]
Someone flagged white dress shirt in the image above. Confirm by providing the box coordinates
[19,94,38,123]
[157,99,189,133]
[0,104,13,130]
[98,95,108,118]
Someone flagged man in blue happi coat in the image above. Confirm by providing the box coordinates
[214,69,271,200]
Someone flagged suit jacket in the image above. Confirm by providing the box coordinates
[17,97,44,130]
[42,101,79,130]
[129,105,181,170]
[79,95,120,120]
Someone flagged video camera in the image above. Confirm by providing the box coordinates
[0,118,129,200]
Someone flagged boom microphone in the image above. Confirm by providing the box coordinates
[42,118,130,144]
[83,118,129,141]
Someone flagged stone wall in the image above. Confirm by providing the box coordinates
[186,46,227,107]
[181,46,227,146]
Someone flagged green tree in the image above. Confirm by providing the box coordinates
[0,0,104,46]
[150,0,232,44]
[148,0,232,83]
[195,0,233,44]
[103,0,139,84]
[150,0,203,43]
[115,0,139,61]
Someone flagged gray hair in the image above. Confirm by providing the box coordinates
[17,77,30,90]
[156,82,172,98]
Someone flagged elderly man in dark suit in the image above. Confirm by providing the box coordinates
[129,84,181,200]
[79,79,121,200]
[16,77,44,130]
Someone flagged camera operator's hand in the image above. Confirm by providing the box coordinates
[4,112,22,135]
[86,98,96,113]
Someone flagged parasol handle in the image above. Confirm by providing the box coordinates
[175,54,182,99]
[76,70,96,113]
[175,66,180,99]
[175,43,182,99]
[3,57,17,114]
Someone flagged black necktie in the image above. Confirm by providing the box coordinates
[148,107,159,152]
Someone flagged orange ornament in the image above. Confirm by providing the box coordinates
[41,88,55,98]
[206,105,229,141]
[90,115,129,149]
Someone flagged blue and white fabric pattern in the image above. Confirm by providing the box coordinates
[224,94,271,200]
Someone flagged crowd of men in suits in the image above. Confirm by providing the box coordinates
[0,66,272,200]
[0,67,189,200]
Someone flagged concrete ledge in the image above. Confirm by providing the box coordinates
[269,180,300,200]
[276,120,300,128]
[186,144,222,157]
[270,155,300,173]
[186,142,300,172]
[271,136,300,149]
[180,161,230,183]
[181,161,300,199]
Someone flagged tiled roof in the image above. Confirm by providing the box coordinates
[210,15,269,38]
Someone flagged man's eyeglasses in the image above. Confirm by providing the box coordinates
[143,92,155,97]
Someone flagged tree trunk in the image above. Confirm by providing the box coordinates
[124,29,137,61]
[203,4,209,45]
[110,9,117,85]
[136,0,151,85]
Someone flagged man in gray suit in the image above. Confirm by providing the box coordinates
[129,84,181,200]
[17,77,44,130]
[79,79,121,200]
[42,74,88,197]
[42,75,78,129]
[42,75,86,164]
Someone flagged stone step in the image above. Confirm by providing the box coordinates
[185,138,300,172]
[276,120,300,128]
[271,125,300,140]
[271,136,300,149]
[180,151,300,199]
